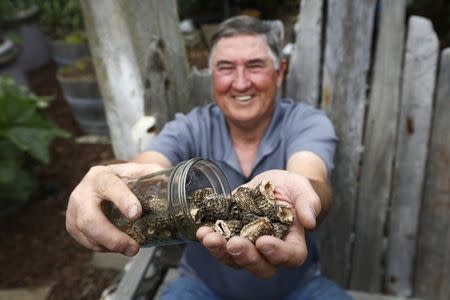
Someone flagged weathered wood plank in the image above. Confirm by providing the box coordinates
[286,0,323,106]
[349,290,424,300]
[353,0,406,293]
[152,0,189,114]
[385,16,439,297]
[143,38,177,131]
[318,0,377,287]
[81,0,145,159]
[114,247,156,299]
[414,48,450,300]
[81,0,188,159]
[187,67,212,111]
[120,0,189,115]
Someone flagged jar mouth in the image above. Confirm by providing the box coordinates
[168,158,231,241]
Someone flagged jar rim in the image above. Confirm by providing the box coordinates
[168,158,231,241]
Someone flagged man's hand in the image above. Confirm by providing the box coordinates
[197,170,322,279]
[65,163,163,256]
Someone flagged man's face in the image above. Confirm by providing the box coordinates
[210,34,285,128]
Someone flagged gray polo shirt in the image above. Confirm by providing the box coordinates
[147,98,337,300]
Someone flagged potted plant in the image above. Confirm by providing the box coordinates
[57,57,109,136]
[0,75,70,215]
[39,0,90,65]
[0,0,51,71]
[0,33,27,86]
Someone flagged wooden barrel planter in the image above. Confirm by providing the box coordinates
[57,57,109,136]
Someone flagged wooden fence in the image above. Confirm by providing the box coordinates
[176,1,450,298]
[87,0,449,299]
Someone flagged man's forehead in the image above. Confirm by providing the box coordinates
[211,34,271,61]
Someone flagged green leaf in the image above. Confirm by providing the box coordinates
[6,126,70,164]
[0,139,25,184]
[0,167,35,203]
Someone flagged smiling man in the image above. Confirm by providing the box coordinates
[66,16,352,299]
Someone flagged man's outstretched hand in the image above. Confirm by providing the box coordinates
[65,163,163,257]
[197,170,322,279]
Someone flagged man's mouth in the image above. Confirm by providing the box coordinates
[233,95,253,103]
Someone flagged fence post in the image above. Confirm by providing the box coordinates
[354,0,406,293]
[318,0,377,287]
[385,16,439,296]
[414,48,450,300]
[81,0,188,159]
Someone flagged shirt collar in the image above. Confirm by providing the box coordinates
[214,98,283,176]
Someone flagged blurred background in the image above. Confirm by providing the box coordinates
[0,0,448,299]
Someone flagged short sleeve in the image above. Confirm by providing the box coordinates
[145,111,199,166]
[285,105,338,173]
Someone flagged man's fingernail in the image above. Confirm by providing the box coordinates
[207,247,219,255]
[260,246,274,254]
[228,246,242,256]
[125,245,138,257]
[128,204,138,219]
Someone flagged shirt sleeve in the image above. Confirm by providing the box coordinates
[285,104,338,173]
[144,110,200,166]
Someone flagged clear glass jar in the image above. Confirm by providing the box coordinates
[106,158,230,247]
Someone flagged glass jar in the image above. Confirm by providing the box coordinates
[106,158,230,247]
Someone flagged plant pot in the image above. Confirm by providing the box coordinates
[2,5,51,72]
[0,37,26,85]
[57,62,109,136]
[51,39,90,66]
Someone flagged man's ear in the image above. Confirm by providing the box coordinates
[276,59,288,87]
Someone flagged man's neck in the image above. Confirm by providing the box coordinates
[227,116,272,177]
[227,115,271,144]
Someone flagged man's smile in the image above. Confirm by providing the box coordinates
[233,94,254,103]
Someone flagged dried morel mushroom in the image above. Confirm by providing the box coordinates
[107,180,294,245]
[209,181,295,243]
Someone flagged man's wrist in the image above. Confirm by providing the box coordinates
[307,178,332,225]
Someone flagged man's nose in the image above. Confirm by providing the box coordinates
[232,68,251,90]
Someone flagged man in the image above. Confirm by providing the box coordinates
[66,16,352,299]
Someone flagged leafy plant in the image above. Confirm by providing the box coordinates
[0,76,70,203]
[39,0,84,39]
[58,57,95,79]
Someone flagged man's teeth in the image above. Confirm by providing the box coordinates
[235,95,252,102]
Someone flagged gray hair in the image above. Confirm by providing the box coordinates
[208,15,282,69]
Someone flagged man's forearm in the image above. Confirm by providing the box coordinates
[308,178,332,225]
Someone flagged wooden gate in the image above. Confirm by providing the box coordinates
[181,1,449,298]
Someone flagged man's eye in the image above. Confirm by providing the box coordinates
[218,66,234,72]
[248,64,264,70]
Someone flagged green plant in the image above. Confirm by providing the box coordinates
[39,0,84,39]
[0,76,70,203]
[63,31,87,45]
[58,57,95,78]
[0,0,38,24]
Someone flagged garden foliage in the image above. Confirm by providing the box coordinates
[0,76,70,202]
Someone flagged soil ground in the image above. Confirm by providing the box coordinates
[0,63,119,299]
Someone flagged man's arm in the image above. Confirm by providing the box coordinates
[65,151,172,257]
[197,150,332,279]
[132,151,172,167]
[287,151,332,225]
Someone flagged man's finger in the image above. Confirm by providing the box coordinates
[201,230,230,260]
[76,199,140,256]
[290,180,320,230]
[196,226,215,241]
[88,166,142,220]
[226,236,277,279]
[255,228,307,267]
[107,163,164,180]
